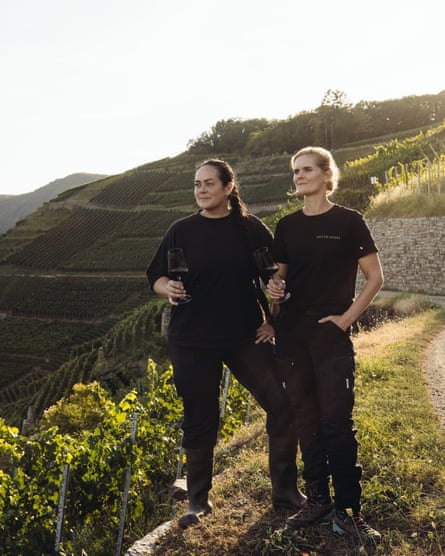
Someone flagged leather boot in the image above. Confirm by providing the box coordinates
[287,479,334,529]
[178,447,214,529]
[269,435,306,512]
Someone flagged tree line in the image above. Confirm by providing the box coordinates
[187,89,445,157]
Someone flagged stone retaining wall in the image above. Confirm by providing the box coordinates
[363,217,445,295]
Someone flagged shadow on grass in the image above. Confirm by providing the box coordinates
[148,505,381,556]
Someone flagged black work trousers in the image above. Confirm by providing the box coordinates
[276,316,362,513]
[168,338,293,449]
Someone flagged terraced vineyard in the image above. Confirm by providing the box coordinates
[1,126,443,429]
[0,157,288,425]
[0,145,390,428]
[0,275,149,318]
[0,158,218,427]
[89,170,174,206]
[5,208,134,269]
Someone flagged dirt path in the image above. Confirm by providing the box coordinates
[378,292,445,427]
[423,325,445,427]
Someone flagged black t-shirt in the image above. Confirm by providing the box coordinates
[273,205,378,325]
[146,211,273,348]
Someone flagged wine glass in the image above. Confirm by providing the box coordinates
[167,248,192,304]
[253,246,291,304]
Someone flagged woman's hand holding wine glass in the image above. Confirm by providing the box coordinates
[253,246,291,304]
[167,248,192,305]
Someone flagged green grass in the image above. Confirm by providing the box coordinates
[365,188,445,217]
[145,308,445,555]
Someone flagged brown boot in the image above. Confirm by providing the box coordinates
[178,447,214,529]
[287,479,334,529]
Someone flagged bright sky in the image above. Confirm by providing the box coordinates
[1,0,443,196]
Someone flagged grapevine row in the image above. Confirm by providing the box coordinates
[5,208,132,269]
[90,171,173,206]
[0,276,148,319]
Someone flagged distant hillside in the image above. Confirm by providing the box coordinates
[0,173,106,234]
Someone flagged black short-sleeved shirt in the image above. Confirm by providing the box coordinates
[272,204,378,326]
[146,211,273,348]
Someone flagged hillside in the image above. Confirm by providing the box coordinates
[1,114,445,429]
[0,172,106,234]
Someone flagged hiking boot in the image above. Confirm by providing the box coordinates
[286,499,334,529]
[333,510,381,544]
[286,478,334,529]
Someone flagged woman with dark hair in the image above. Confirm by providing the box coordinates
[267,146,383,545]
[146,159,305,529]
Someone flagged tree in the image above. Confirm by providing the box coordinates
[187,118,271,154]
[315,89,352,148]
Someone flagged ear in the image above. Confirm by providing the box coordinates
[225,181,234,196]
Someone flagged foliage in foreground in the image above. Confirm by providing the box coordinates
[0,358,252,555]
[148,308,445,555]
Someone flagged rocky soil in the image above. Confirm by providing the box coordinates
[423,324,445,427]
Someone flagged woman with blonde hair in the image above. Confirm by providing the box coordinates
[267,146,383,545]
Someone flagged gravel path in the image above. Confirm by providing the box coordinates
[423,324,445,428]
[380,291,445,427]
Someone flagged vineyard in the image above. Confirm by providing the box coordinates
[0,118,444,437]
[0,299,166,427]
[89,170,173,206]
[0,367,185,555]
[341,119,445,191]
[0,273,153,425]
[0,292,254,554]
[0,351,255,555]
[4,208,134,269]
[0,207,75,261]
[62,238,155,272]
[0,112,445,553]
[0,316,117,411]
[0,275,149,318]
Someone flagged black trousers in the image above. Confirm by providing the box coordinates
[168,339,293,449]
[276,316,362,513]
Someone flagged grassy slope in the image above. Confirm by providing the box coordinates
[365,188,445,218]
[145,308,445,556]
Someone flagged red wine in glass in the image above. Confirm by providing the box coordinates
[167,248,192,304]
[253,246,291,304]
[262,264,279,281]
